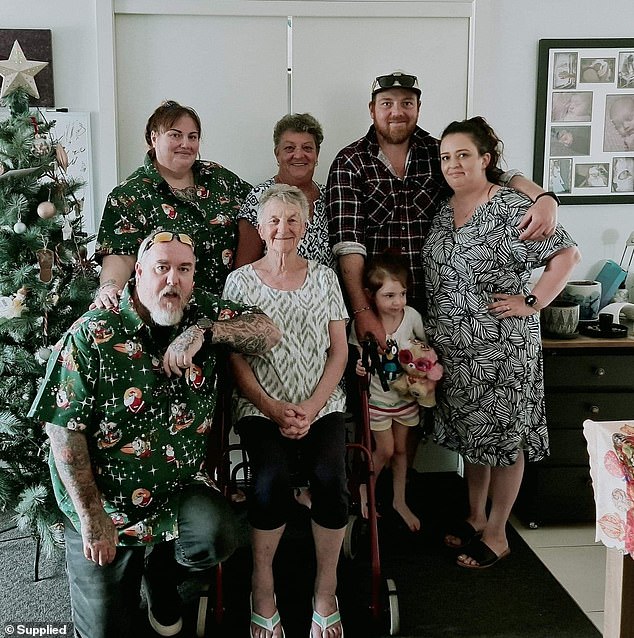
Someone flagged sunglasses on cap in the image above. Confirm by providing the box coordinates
[372,73,420,94]
[139,231,195,258]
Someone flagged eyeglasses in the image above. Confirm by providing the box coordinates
[372,73,420,94]
[138,231,195,258]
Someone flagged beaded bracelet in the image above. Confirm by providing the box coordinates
[353,305,371,316]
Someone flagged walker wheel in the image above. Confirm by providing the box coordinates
[343,513,361,560]
[196,586,209,638]
[384,578,400,636]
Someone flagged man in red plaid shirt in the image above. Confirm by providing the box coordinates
[326,70,559,348]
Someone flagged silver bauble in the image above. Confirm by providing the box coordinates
[37,201,57,219]
[36,346,53,363]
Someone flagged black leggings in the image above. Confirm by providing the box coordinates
[237,411,349,530]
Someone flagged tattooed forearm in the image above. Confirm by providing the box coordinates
[45,424,103,519]
[46,424,118,561]
[213,312,281,354]
[170,326,203,353]
[99,278,118,290]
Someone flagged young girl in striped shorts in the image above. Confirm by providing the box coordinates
[349,252,428,532]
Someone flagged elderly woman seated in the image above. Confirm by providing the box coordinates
[223,184,348,638]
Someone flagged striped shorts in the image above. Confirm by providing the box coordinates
[368,401,420,432]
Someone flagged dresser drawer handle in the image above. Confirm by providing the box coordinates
[590,405,600,415]
[594,367,606,377]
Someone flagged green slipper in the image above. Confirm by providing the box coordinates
[250,595,285,638]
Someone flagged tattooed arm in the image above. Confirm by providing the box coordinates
[46,423,118,565]
[163,310,281,376]
[212,311,282,354]
[90,254,136,310]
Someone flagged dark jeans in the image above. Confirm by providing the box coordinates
[238,411,349,530]
[64,483,238,638]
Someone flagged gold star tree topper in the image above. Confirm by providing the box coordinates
[0,40,48,99]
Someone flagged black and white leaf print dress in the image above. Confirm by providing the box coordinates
[421,188,576,466]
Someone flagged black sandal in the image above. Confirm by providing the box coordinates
[456,539,511,569]
[443,520,482,549]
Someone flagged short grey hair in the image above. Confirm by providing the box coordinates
[257,184,309,225]
[273,113,324,152]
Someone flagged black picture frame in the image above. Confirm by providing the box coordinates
[533,38,634,204]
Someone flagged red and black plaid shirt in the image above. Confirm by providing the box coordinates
[325,126,450,305]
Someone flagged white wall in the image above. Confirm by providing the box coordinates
[112,10,470,188]
[2,0,632,284]
[2,1,97,109]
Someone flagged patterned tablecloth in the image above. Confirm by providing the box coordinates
[584,419,634,555]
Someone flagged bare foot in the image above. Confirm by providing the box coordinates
[394,502,421,532]
[358,483,369,519]
[294,487,312,509]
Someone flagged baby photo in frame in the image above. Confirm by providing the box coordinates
[534,38,634,204]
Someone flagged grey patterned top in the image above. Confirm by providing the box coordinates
[223,260,348,421]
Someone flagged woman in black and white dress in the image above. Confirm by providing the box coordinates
[422,117,580,569]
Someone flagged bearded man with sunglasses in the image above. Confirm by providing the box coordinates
[29,230,281,638]
[326,71,560,348]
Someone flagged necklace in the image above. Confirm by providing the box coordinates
[170,184,198,202]
[452,182,495,227]
[154,158,195,190]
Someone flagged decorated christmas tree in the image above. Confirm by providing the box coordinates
[0,86,97,554]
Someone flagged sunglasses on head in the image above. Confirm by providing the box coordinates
[140,231,195,258]
[373,73,419,92]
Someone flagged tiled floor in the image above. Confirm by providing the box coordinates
[510,516,605,634]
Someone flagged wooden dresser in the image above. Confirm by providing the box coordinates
[514,333,634,527]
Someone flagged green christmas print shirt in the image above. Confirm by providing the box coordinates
[29,285,253,546]
[96,154,252,296]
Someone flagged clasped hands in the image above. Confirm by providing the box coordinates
[269,400,319,439]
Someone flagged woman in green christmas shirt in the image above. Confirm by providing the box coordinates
[93,100,251,308]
